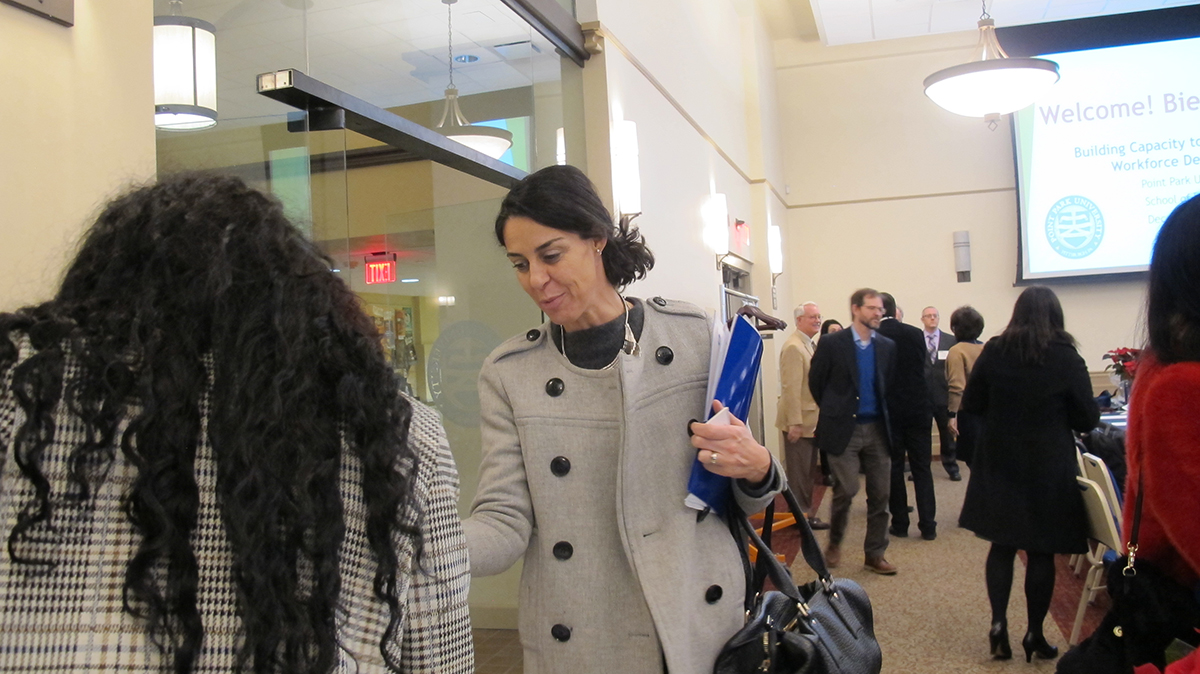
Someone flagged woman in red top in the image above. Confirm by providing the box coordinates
[1125,192,1200,674]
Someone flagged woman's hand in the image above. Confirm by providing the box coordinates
[689,401,772,483]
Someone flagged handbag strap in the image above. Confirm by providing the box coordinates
[1124,443,1145,574]
[730,500,804,604]
[751,498,777,595]
[733,485,834,610]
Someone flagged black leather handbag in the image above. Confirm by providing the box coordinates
[1057,466,1200,674]
[714,486,882,674]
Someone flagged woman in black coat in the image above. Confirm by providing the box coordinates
[958,286,1100,663]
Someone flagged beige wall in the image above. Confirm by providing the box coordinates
[0,0,156,308]
[775,33,1147,371]
[576,0,793,453]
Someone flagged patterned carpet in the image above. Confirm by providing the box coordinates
[769,462,1110,673]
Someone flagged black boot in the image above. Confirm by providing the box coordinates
[1021,632,1059,662]
[989,622,1011,660]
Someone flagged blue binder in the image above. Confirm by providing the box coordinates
[685,314,763,516]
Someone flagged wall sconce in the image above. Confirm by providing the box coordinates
[701,193,729,269]
[954,230,972,282]
[437,296,456,306]
[153,4,217,131]
[768,224,784,310]
[613,120,641,216]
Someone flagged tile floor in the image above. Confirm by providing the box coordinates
[473,629,522,674]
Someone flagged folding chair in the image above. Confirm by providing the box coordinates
[1081,452,1123,518]
[1070,442,1089,574]
[1071,476,1125,646]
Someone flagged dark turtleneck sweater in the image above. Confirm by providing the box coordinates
[549,298,645,370]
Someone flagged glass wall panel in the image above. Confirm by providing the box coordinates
[155,0,586,629]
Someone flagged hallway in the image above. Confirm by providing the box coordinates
[788,467,1100,673]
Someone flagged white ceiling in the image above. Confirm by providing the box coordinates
[805,0,1200,46]
[155,0,560,128]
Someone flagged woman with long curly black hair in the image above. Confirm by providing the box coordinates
[0,173,472,673]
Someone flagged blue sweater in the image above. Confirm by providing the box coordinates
[856,338,879,419]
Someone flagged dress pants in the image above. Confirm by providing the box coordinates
[826,422,891,559]
[783,435,819,514]
[888,414,937,536]
[932,405,959,472]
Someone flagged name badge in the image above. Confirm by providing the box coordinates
[937,350,950,361]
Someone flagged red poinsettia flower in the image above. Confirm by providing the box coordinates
[1102,347,1141,381]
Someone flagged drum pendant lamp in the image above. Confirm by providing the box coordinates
[153,0,217,131]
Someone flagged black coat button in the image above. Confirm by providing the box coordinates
[526,329,540,341]
[551,456,571,477]
[651,296,667,306]
[655,346,674,365]
[551,624,572,642]
[546,378,565,397]
[553,541,574,560]
[705,585,723,604]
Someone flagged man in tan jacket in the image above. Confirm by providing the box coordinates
[775,301,830,529]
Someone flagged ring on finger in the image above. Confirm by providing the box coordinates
[709,451,718,465]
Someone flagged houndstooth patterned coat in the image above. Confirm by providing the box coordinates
[0,332,473,673]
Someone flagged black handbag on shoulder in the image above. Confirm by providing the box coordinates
[1057,463,1200,674]
[714,486,882,674]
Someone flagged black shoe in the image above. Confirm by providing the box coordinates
[888,525,908,537]
[989,622,1012,660]
[807,517,831,531]
[948,468,963,481]
[820,474,834,486]
[920,529,937,541]
[1021,632,1059,662]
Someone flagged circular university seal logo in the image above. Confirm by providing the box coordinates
[1045,196,1105,259]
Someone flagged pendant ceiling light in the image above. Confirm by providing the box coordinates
[923,1,1059,127]
[153,1,217,131]
[436,0,513,159]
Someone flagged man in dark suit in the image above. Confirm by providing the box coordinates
[809,288,898,575]
[878,293,937,541]
[921,306,961,481]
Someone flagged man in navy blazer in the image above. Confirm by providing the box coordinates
[877,293,937,541]
[809,288,898,575]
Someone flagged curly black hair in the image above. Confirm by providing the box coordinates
[494,165,654,288]
[0,173,418,674]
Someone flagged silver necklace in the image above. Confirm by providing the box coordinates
[558,295,639,369]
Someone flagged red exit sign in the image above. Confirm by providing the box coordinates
[365,260,396,285]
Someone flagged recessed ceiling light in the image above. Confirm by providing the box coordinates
[454,54,479,64]
[401,278,419,283]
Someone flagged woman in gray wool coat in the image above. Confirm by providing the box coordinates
[462,165,784,673]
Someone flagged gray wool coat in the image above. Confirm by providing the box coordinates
[463,298,783,674]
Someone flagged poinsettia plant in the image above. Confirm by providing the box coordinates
[1103,347,1141,382]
